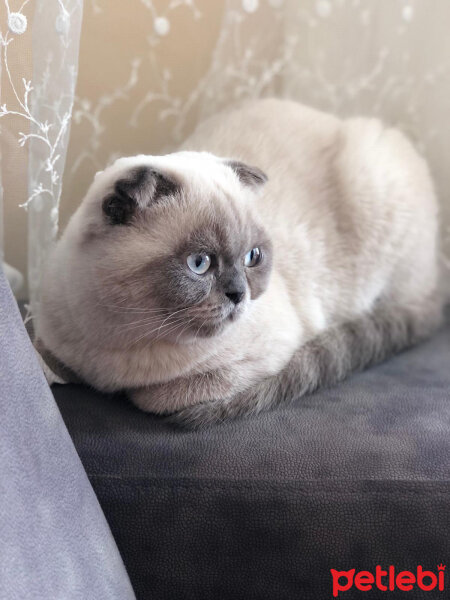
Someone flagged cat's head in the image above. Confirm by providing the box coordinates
[63,151,272,345]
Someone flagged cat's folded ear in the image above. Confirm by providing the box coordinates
[102,166,179,225]
[224,160,268,190]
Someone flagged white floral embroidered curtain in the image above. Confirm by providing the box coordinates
[1,0,83,310]
[1,0,449,310]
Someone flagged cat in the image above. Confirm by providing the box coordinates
[35,99,443,427]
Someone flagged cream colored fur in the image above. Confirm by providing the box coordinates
[36,99,440,416]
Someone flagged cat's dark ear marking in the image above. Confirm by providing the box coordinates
[152,170,179,199]
[103,166,180,225]
[225,160,268,189]
[102,193,136,225]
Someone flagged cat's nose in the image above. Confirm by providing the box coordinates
[225,290,245,305]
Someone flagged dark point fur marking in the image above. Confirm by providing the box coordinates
[171,293,443,428]
[103,166,179,225]
[225,160,268,188]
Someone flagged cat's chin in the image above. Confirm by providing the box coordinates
[173,308,244,344]
[180,319,229,342]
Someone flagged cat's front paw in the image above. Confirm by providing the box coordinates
[167,398,231,429]
[128,382,186,414]
[129,370,236,418]
[169,379,282,428]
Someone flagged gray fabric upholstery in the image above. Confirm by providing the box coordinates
[0,270,135,600]
[53,309,450,599]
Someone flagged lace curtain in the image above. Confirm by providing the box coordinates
[1,0,83,311]
[1,0,449,310]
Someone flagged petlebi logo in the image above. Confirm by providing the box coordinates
[330,564,446,597]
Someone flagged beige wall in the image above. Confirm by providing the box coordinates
[60,0,225,230]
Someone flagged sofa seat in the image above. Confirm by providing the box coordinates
[53,311,450,600]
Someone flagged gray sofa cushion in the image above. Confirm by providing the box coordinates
[53,311,450,599]
[0,270,135,600]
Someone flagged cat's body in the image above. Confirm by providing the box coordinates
[36,99,442,425]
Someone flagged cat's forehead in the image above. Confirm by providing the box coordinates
[81,151,269,257]
[176,199,263,257]
[95,151,239,195]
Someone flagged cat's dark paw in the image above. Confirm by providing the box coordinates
[166,399,230,430]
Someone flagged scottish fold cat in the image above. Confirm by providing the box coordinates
[36,99,442,426]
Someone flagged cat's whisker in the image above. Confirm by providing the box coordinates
[175,318,195,343]
[96,299,190,314]
[192,316,209,345]
[155,320,187,341]
[116,307,191,328]
[98,302,178,314]
[119,314,188,333]
[126,317,188,349]
[118,318,173,332]
[156,306,193,334]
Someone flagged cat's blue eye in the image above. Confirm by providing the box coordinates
[244,247,262,267]
[187,253,211,275]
